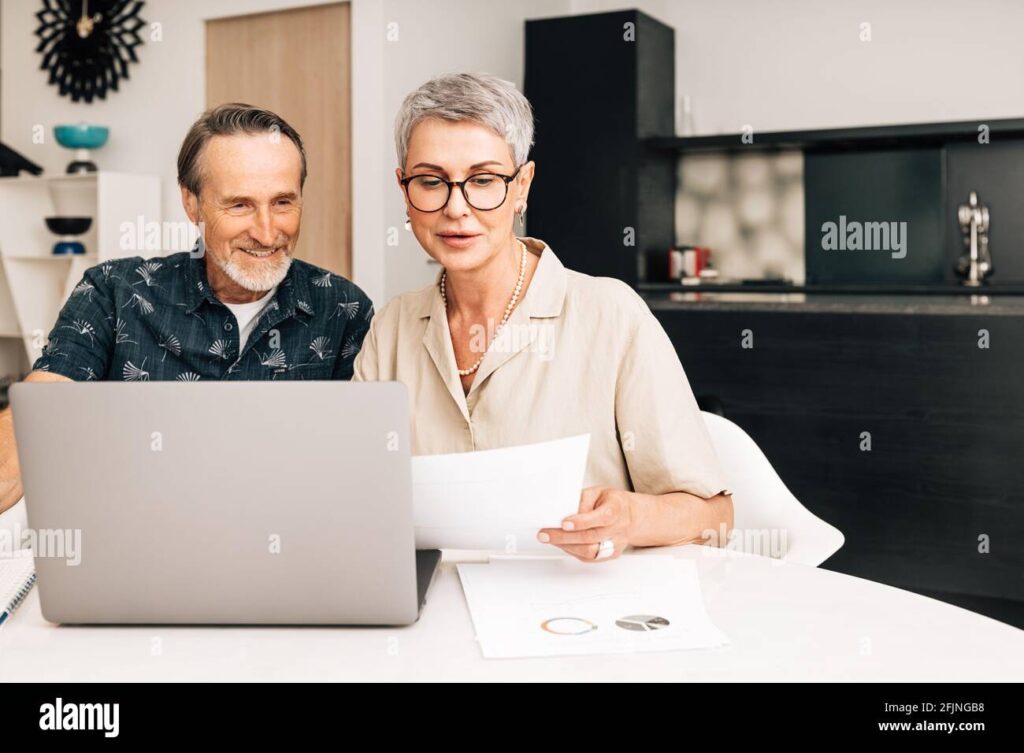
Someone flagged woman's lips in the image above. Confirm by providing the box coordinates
[438,233,480,249]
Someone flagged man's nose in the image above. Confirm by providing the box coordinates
[249,207,278,247]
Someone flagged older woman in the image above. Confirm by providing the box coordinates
[355,72,733,562]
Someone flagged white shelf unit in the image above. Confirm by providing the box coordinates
[0,172,161,378]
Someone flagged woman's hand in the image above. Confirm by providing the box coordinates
[537,486,638,563]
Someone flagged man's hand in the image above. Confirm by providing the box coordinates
[0,370,71,514]
[536,486,638,563]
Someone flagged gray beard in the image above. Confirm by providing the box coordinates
[218,250,293,292]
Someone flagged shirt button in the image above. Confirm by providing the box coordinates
[224,321,233,331]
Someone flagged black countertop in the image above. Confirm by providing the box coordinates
[639,281,1024,295]
[641,290,1024,316]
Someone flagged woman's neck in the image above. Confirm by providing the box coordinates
[444,236,531,322]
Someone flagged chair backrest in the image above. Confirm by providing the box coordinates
[701,412,844,566]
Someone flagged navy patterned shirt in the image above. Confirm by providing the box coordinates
[32,251,373,382]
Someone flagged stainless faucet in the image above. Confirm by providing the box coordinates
[956,191,993,286]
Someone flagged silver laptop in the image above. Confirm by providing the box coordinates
[9,381,440,626]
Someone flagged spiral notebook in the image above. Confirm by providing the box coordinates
[0,555,36,627]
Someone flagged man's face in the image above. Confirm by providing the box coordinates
[181,133,303,293]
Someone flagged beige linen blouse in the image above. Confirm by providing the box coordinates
[353,236,731,499]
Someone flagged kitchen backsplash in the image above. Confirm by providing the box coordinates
[676,150,805,283]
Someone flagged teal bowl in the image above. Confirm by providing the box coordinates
[54,124,109,150]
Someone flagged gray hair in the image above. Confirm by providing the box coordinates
[394,73,534,170]
[177,103,307,196]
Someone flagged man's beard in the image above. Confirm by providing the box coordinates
[217,244,293,292]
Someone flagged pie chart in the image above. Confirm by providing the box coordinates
[540,617,598,635]
[615,614,670,632]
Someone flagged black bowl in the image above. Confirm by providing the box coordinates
[45,216,92,236]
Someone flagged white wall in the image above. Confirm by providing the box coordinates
[1,0,341,225]
[0,0,570,305]
[5,0,1023,304]
[570,0,1024,134]
[373,0,571,300]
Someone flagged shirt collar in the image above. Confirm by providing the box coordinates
[414,236,567,319]
[183,246,312,318]
[182,250,218,313]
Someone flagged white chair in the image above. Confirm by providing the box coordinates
[701,411,844,567]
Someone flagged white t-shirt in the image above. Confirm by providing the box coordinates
[223,286,278,352]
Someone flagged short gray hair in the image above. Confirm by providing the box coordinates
[394,72,534,170]
[177,103,307,196]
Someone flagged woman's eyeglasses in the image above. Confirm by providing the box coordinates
[400,167,521,212]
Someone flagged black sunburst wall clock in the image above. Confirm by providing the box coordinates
[35,0,147,103]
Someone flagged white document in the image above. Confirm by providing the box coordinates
[411,434,590,551]
[456,554,729,659]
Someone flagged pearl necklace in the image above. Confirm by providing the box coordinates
[440,238,528,377]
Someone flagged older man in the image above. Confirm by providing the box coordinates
[0,103,372,513]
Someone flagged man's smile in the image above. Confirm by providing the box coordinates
[237,247,284,259]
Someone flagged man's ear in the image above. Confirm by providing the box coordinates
[180,185,199,224]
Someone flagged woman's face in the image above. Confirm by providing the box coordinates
[397,118,534,275]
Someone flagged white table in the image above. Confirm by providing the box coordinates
[1,544,1021,681]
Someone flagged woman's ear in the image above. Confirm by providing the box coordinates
[516,160,536,205]
[395,167,412,210]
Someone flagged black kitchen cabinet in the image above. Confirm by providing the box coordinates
[648,295,1024,627]
[525,10,675,286]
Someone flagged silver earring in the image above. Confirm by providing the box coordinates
[516,204,527,231]
[404,215,411,231]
